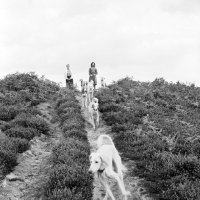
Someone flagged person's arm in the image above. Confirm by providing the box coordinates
[95,68,98,75]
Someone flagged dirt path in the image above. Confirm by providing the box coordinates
[0,101,61,200]
[79,96,152,200]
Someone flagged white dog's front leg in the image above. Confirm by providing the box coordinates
[96,112,99,126]
[88,93,90,104]
[106,169,130,200]
[85,96,87,108]
[91,91,93,101]
[90,114,95,129]
[99,177,115,200]
[81,97,84,108]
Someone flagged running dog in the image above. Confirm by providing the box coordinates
[88,97,99,130]
[89,134,131,200]
[80,79,88,108]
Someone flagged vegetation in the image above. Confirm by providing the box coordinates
[96,77,200,200]
[0,72,59,178]
[43,89,93,200]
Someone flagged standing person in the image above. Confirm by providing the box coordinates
[64,64,73,89]
[89,62,98,90]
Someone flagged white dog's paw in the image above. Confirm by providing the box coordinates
[125,190,131,196]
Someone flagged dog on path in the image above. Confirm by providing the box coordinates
[88,97,99,130]
[89,134,131,200]
[101,77,106,88]
[88,80,94,103]
[80,79,88,108]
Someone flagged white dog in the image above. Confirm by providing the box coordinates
[101,77,106,88]
[88,97,99,129]
[80,79,88,108]
[88,80,94,103]
[89,134,131,200]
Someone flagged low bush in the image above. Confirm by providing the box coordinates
[0,72,58,180]
[44,164,93,200]
[10,137,30,153]
[96,77,200,199]
[99,102,122,113]
[10,113,50,135]
[59,112,82,125]
[0,149,17,175]
[0,137,29,176]
[0,105,19,121]
[62,129,88,141]
[43,88,93,199]
[62,119,85,132]
[55,97,79,109]
[5,126,40,140]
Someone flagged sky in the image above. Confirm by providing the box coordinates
[0,0,200,88]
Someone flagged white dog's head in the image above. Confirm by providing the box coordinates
[89,152,109,173]
[89,80,94,85]
[93,97,98,104]
[92,102,98,112]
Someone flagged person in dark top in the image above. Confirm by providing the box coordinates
[89,62,98,90]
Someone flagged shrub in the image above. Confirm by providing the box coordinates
[62,129,88,141]
[59,112,83,125]
[10,113,50,135]
[5,126,40,140]
[0,105,19,121]
[43,88,93,199]
[10,137,30,153]
[0,149,17,175]
[62,119,85,132]
[30,99,41,106]
[95,77,200,199]
[99,102,122,113]
[44,164,93,200]
[55,97,78,109]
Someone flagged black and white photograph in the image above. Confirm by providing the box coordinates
[0,0,200,199]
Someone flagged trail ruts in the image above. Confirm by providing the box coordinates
[0,101,61,200]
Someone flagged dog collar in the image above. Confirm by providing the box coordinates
[98,168,105,173]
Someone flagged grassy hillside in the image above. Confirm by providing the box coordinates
[96,77,200,200]
[0,72,59,178]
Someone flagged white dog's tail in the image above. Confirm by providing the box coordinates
[97,134,115,149]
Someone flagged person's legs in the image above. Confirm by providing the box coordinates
[70,79,74,89]
[94,75,97,90]
[66,79,68,87]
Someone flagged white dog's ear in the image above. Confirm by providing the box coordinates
[100,154,109,168]
[89,153,94,160]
